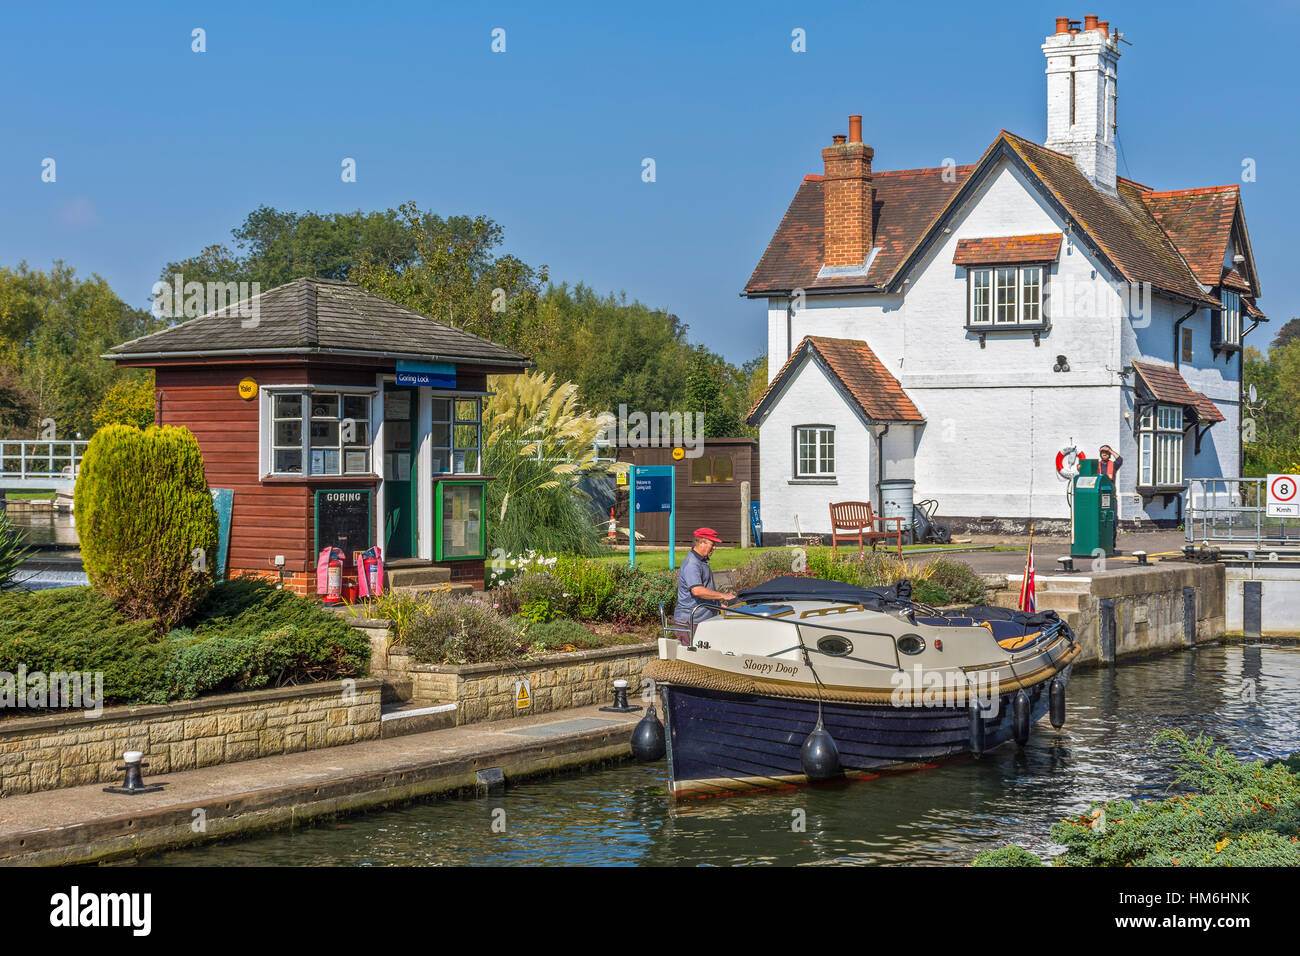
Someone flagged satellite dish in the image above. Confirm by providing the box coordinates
[1249,384,1258,404]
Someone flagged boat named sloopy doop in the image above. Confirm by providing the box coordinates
[634,576,1078,798]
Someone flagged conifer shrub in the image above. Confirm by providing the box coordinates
[74,424,218,631]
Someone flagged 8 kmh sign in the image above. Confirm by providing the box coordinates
[1267,474,1300,518]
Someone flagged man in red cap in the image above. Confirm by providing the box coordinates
[673,527,736,639]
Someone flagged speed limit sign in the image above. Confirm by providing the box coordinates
[1267,474,1300,517]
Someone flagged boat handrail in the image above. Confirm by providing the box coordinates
[687,601,904,671]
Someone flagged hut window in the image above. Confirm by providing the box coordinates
[267,388,373,477]
[690,455,734,484]
[431,397,482,475]
[795,426,835,478]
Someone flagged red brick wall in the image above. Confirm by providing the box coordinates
[821,141,874,267]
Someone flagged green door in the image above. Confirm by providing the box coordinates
[383,385,418,559]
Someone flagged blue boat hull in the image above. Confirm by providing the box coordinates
[660,677,1060,798]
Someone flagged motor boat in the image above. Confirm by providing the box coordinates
[635,576,1078,799]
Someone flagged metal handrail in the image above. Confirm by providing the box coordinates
[1186,477,1296,549]
[0,440,89,483]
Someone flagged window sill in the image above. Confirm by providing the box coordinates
[789,477,838,485]
[966,322,1050,348]
[261,474,380,484]
[1137,483,1187,495]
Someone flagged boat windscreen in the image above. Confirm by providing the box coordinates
[736,576,909,610]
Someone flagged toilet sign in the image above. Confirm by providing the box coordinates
[1267,474,1300,517]
[514,679,531,711]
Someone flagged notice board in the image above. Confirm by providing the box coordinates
[314,489,373,562]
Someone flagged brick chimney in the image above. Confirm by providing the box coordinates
[821,115,874,270]
[1042,14,1121,193]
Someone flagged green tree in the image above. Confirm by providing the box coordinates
[686,349,744,438]
[74,425,218,631]
[1270,317,1300,351]
[92,373,156,429]
[0,262,159,437]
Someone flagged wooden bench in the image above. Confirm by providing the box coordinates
[828,501,903,559]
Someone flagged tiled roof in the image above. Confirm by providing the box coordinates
[952,233,1062,265]
[109,278,531,367]
[747,335,922,425]
[1140,186,1243,288]
[744,166,975,294]
[1220,267,1252,293]
[1190,391,1226,425]
[999,132,1219,308]
[1131,360,1200,406]
[745,130,1243,310]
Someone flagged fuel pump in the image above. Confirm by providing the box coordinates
[1070,458,1116,558]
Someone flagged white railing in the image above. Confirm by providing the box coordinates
[1186,477,1298,550]
[0,440,89,489]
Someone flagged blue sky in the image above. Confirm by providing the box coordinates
[1,0,1296,363]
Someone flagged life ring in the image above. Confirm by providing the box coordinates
[1055,446,1086,480]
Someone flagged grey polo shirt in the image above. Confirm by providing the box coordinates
[674,548,716,624]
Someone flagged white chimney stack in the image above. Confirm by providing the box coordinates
[1043,15,1121,194]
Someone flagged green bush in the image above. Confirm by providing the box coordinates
[606,565,678,624]
[973,731,1300,867]
[551,556,617,620]
[970,845,1043,867]
[519,617,600,650]
[727,549,808,593]
[401,593,525,664]
[0,507,31,592]
[75,424,218,631]
[925,559,987,605]
[0,580,369,706]
[515,570,567,623]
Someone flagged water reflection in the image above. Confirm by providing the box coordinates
[4,508,78,547]
[135,643,1300,867]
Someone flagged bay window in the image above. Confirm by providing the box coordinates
[268,388,373,477]
[795,425,835,478]
[1216,290,1241,348]
[968,265,1046,327]
[1138,404,1184,488]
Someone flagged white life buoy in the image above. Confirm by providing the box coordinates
[1055,445,1085,480]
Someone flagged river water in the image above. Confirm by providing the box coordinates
[131,641,1300,866]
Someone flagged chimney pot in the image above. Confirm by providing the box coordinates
[1097,19,1109,37]
[1055,16,1069,34]
[832,134,847,145]
[848,115,862,143]
[1084,14,1099,32]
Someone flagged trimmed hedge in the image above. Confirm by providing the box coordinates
[0,579,370,706]
[75,424,218,631]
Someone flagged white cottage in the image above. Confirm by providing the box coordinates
[745,14,1265,537]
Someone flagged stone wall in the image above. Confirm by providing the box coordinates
[406,645,658,724]
[0,680,382,797]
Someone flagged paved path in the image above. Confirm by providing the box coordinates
[911,530,1189,575]
[0,703,646,865]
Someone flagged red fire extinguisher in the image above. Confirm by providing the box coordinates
[324,553,343,604]
[360,547,383,597]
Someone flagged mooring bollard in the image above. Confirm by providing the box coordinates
[1057,556,1075,574]
[599,679,642,714]
[1133,550,1148,565]
[103,750,165,795]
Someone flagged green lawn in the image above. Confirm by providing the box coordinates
[1,489,57,500]
[594,542,973,572]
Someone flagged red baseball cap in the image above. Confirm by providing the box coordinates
[694,527,722,543]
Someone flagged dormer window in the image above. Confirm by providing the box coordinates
[1216,290,1241,348]
[967,265,1045,328]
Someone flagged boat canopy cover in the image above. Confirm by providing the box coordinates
[736,576,908,609]
[946,605,1064,629]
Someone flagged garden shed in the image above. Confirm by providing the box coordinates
[617,438,759,546]
[107,278,530,594]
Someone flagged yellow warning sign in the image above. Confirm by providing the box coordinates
[237,377,258,400]
[672,447,685,460]
[515,679,531,711]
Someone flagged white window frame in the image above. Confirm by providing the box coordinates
[1219,290,1241,347]
[261,385,378,479]
[967,264,1047,327]
[794,425,835,478]
[429,395,483,475]
[1138,403,1184,489]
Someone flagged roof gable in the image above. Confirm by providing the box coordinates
[745,130,1244,310]
[1141,185,1259,295]
[108,277,530,367]
[746,335,922,426]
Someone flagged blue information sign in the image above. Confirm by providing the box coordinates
[628,465,677,569]
[633,474,673,513]
[395,360,456,388]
